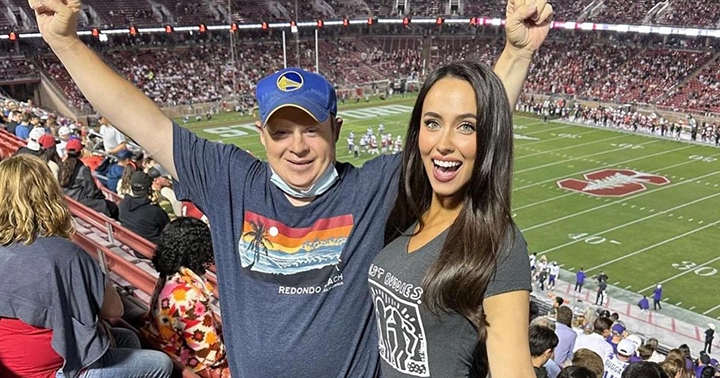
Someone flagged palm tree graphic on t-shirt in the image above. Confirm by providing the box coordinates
[243,221,274,269]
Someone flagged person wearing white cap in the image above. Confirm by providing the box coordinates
[705,323,716,354]
[603,339,636,378]
[56,125,72,159]
[14,127,46,157]
[653,284,663,311]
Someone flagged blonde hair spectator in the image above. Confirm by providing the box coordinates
[0,154,74,245]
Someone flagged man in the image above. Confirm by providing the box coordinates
[653,284,663,310]
[603,339,635,378]
[31,0,553,375]
[14,127,46,157]
[571,349,604,378]
[705,323,715,354]
[574,317,614,359]
[118,171,170,246]
[645,338,665,363]
[606,323,625,353]
[553,306,577,366]
[530,325,559,378]
[548,261,559,290]
[56,125,72,158]
[597,270,609,283]
[575,267,585,292]
[596,280,607,305]
[148,165,181,217]
[98,115,127,155]
[638,295,649,313]
[14,113,31,140]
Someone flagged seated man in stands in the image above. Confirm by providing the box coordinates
[119,171,170,246]
[0,154,173,378]
[143,217,230,378]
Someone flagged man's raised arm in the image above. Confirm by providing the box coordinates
[494,0,553,107]
[30,0,177,178]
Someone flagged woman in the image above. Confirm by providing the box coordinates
[370,62,532,378]
[0,154,172,378]
[58,139,119,220]
[142,217,230,378]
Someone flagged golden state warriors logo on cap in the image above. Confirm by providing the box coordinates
[277,71,304,92]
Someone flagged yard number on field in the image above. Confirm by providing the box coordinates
[610,143,644,149]
[671,261,717,276]
[568,233,621,245]
[551,133,581,139]
[689,155,717,163]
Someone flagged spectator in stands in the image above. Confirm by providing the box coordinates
[372,62,536,378]
[0,154,173,378]
[677,344,693,372]
[572,349,605,378]
[59,139,119,220]
[637,345,654,361]
[31,0,553,375]
[57,125,72,158]
[532,316,562,378]
[39,133,60,178]
[621,362,668,378]
[143,217,231,378]
[119,171,170,245]
[15,127,47,158]
[531,325,560,378]
[574,317,614,359]
[149,165,181,217]
[3,110,19,135]
[604,339,637,378]
[115,151,143,197]
[99,116,128,155]
[660,357,686,378]
[98,149,135,194]
[14,113,30,140]
[645,338,665,363]
[559,366,597,378]
[555,306,578,366]
[608,323,626,353]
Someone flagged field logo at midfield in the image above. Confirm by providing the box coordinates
[557,169,670,197]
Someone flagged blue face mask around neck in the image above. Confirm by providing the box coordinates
[269,163,339,199]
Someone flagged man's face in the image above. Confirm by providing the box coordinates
[30,117,39,126]
[257,107,340,192]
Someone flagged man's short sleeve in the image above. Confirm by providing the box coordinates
[172,122,254,213]
[485,225,532,298]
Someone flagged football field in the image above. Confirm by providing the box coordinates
[179,99,720,319]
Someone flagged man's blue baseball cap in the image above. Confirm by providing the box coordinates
[256,67,337,126]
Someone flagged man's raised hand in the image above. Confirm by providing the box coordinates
[28,0,81,51]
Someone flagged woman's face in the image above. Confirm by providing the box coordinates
[418,77,477,203]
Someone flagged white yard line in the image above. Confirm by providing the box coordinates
[513,144,690,191]
[537,192,720,255]
[638,252,720,293]
[525,170,720,232]
[517,129,604,147]
[521,124,575,135]
[516,141,661,174]
[586,218,720,273]
[703,304,720,315]
[516,135,627,160]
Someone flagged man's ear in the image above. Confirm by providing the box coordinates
[255,120,266,148]
[333,116,343,142]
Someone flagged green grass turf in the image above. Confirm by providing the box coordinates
[178,99,720,319]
